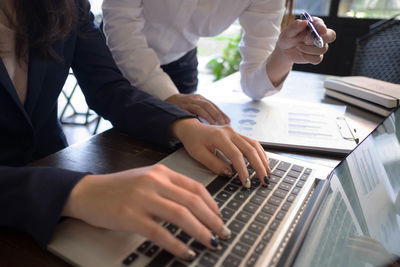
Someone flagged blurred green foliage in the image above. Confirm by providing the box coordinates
[206,32,242,81]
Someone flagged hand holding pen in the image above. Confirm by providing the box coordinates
[274,11,336,65]
[301,11,324,48]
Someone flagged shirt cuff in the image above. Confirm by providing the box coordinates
[240,59,284,101]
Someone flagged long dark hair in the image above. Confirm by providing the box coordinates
[5,0,88,61]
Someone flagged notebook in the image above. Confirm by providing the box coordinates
[324,76,400,117]
[48,106,400,267]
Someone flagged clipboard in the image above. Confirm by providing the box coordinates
[199,81,359,156]
[336,116,359,144]
[213,97,358,156]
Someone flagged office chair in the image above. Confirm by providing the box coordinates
[351,14,400,84]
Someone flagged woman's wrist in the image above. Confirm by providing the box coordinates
[169,118,202,140]
[62,174,98,218]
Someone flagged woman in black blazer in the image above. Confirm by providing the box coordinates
[0,0,270,260]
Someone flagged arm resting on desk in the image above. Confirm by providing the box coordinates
[0,166,87,248]
[71,4,195,149]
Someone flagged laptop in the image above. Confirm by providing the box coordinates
[48,106,400,267]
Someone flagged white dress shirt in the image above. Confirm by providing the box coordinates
[102,0,285,101]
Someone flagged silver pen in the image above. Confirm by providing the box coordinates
[301,11,324,48]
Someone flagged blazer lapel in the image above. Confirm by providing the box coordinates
[24,48,48,116]
[0,58,31,122]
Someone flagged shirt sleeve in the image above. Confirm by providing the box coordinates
[72,4,195,149]
[0,165,87,248]
[102,0,179,100]
[238,0,286,100]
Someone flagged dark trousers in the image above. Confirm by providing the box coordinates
[160,47,198,94]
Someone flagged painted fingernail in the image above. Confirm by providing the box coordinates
[230,164,237,174]
[223,167,233,177]
[184,249,196,261]
[264,175,270,185]
[245,178,251,188]
[210,235,221,249]
[220,225,232,240]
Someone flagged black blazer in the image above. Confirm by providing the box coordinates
[0,2,192,248]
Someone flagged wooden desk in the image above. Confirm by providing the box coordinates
[0,71,384,266]
[1,130,169,267]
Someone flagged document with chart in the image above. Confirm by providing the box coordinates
[216,97,357,156]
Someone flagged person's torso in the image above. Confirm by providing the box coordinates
[0,34,76,166]
[142,0,253,64]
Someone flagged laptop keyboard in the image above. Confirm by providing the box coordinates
[123,158,313,267]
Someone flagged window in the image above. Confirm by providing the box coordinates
[294,0,400,19]
[293,0,332,16]
[338,0,400,18]
[89,0,103,16]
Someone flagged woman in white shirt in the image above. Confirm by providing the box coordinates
[102,0,336,125]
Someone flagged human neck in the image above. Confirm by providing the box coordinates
[0,1,15,28]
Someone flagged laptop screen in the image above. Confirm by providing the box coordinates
[294,107,400,267]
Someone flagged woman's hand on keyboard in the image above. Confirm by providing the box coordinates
[62,165,231,261]
[170,118,271,187]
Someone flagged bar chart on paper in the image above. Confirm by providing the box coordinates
[216,97,358,156]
